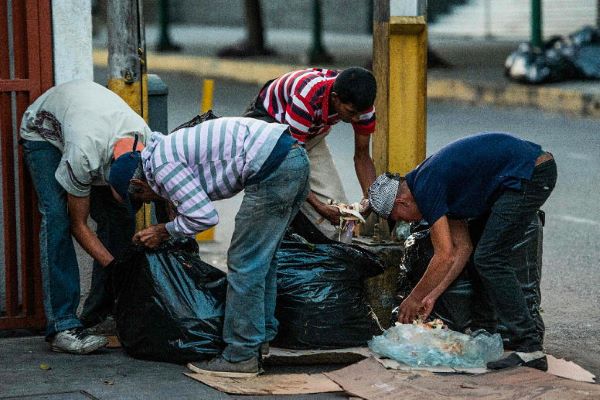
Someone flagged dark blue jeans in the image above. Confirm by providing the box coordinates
[472,158,557,352]
[22,140,134,337]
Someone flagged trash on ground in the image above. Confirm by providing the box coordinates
[112,238,226,363]
[397,212,545,348]
[39,363,51,371]
[368,321,503,369]
[274,234,385,349]
[547,355,596,383]
[325,357,600,400]
[505,25,600,84]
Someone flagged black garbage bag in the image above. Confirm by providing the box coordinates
[396,212,545,346]
[395,221,473,332]
[504,40,578,84]
[505,26,600,83]
[112,238,226,363]
[274,234,385,349]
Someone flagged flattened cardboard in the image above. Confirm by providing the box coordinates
[326,357,600,400]
[265,346,371,365]
[184,371,342,395]
[547,355,596,383]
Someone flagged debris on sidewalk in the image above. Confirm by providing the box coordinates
[368,321,503,369]
[185,369,342,395]
[274,234,385,349]
[547,355,596,383]
[113,238,226,363]
[505,26,600,84]
[325,357,600,400]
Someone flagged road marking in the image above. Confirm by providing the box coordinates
[555,214,600,227]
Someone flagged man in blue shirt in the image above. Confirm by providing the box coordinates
[368,133,557,371]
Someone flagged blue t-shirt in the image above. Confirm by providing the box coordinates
[405,133,542,225]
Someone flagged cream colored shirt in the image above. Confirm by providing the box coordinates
[20,79,151,196]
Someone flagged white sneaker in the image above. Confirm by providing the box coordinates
[50,328,108,354]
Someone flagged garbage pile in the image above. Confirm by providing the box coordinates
[396,211,545,348]
[112,238,226,363]
[369,320,503,368]
[274,234,385,349]
[505,26,600,84]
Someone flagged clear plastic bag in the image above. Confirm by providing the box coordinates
[369,323,503,368]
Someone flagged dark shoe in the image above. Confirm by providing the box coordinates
[188,355,261,378]
[487,352,548,371]
[260,342,270,357]
[50,328,108,355]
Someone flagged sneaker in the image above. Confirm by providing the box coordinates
[50,328,108,355]
[487,351,548,371]
[188,355,262,378]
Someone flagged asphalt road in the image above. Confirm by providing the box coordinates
[156,70,600,376]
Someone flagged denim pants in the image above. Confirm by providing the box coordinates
[22,140,134,337]
[472,158,557,352]
[222,147,310,362]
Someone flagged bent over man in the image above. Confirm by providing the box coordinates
[20,79,150,354]
[244,67,377,240]
[368,133,557,371]
[129,117,310,377]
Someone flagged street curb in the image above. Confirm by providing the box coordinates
[94,49,600,118]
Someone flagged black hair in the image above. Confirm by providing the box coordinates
[332,67,377,111]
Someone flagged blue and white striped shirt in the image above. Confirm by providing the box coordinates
[142,117,289,237]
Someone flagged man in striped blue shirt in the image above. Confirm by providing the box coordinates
[126,117,309,377]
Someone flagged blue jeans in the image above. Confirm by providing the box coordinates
[222,147,309,362]
[22,140,134,337]
[472,158,557,352]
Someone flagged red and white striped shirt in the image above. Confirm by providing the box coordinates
[258,68,376,143]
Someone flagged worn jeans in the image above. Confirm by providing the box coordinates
[22,140,134,337]
[472,158,557,352]
[222,147,310,362]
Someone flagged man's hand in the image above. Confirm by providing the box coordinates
[318,204,342,225]
[398,294,432,324]
[133,223,170,249]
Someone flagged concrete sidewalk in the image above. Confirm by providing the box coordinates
[93,23,600,118]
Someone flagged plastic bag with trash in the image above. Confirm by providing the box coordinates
[274,234,385,349]
[396,211,545,347]
[112,238,226,363]
[369,322,504,368]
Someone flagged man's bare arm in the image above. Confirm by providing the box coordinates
[354,133,376,197]
[67,194,114,267]
[399,216,455,323]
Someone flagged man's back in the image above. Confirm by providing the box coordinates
[406,132,542,224]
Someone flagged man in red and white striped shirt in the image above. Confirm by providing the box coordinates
[244,67,377,239]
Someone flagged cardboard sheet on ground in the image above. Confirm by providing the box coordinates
[264,346,372,365]
[325,357,600,400]
[185,369,342,395]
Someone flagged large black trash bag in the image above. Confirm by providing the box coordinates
[395,221,474,332]
[274,234,385,349]
[505,26,600,84]
[396,212,545,346]
[112,238,227,363]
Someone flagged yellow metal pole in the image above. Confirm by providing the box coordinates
[372,0,427,175]
[196,79,216,241]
